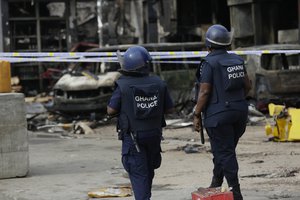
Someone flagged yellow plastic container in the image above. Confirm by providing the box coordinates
[288,108,300,140]
[0,61,12,93]
[265,103,297,142]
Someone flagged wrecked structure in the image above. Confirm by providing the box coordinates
[52,69,120,114]
[238,44,300,111]
[0,0,299,120]
[0,0,298,93]
[50,42,203,116]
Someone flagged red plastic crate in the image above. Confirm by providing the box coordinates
[191,187,233,200]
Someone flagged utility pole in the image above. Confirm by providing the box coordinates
[97,0,103,47]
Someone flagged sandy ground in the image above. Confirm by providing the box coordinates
[0,123,300,200]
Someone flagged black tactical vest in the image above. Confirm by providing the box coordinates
[116,75,166,132]
[203,51,248,117]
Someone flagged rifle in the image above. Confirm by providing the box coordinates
[108,113,141,153]
[129,131,141,153]
[198,113,205,145]
[192,82,205,145]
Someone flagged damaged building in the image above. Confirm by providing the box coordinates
[0,0,299,96]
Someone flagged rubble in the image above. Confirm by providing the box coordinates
[247,103,266,125]
[240,168,300,179]
[24,93,274,138]
[182,144,205,154]
[267,168,299,178]
[88,186,132,198]
[11,76,22,93]
[166,119,193,129]
[73,121,95,135]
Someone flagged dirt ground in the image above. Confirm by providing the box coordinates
[0,123,300,200]
[159,124,300,200]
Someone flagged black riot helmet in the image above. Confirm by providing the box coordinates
[205,24,233,49]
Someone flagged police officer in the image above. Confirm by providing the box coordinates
[193,24,252,200]
[107,46,174,200]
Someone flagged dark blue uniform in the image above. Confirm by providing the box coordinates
[108,75,173,200]
[197,49,248,190]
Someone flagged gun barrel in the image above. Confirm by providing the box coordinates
[130,132,141,152]
[199,114,205,144]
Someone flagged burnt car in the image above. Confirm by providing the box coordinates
[52,62,121,115]
[51,42,205,115]
[240,44,300,111]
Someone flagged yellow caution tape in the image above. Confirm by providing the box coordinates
[1,50,300,63]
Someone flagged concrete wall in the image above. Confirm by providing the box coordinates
[0,93,29,179]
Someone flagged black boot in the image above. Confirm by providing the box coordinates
[230,184,243,200]
[208,176,223,188]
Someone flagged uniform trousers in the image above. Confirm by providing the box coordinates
[205,110,247,187]
[121,130,162,200]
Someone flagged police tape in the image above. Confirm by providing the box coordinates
[0,50,300,63]
[0,56,200,64]
[0,57,120,63]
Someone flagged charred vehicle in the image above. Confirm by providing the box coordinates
[51,42,204,115]
[52,43,300,116]
[241,44,300,111]
[52,62,120,115]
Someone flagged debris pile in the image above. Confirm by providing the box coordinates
[247,103,266,125]
[25,93,113,136]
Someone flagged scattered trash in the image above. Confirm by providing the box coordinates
[178,144,206,154]
[269,193,292,199]
[241,168,299,178]
[37,123,73,133]
[73,121,95,134]
[248,104,265,117]
[267,168,299,178]
[24,93,288,142]
[248,116,266,124]
[26,102,47,115]
[11,76,22,92]
[248,104,266,125]
[88,186,132,198]
[166,119,193,129]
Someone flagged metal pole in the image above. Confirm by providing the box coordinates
[35,1,44,91]
[69,0,78,50]
[97,0,103,47]
[0,0,4,52]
